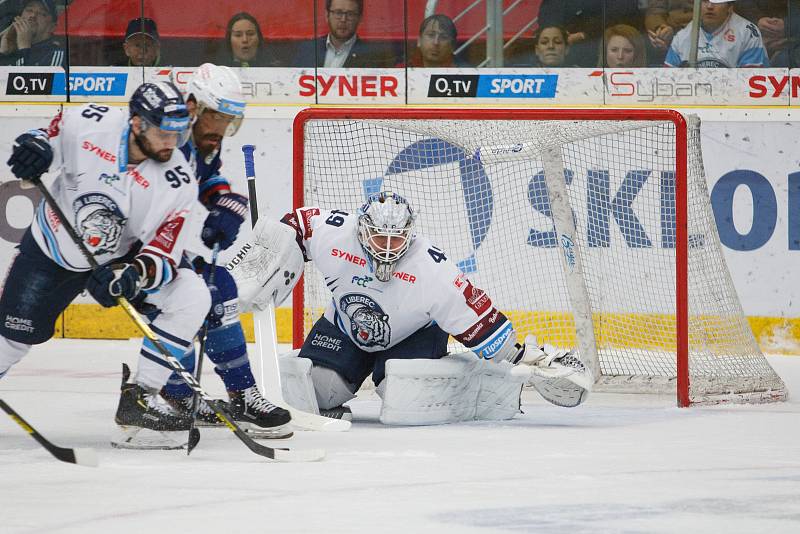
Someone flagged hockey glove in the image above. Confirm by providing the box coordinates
[87,263,142,308]
[206,283,225,329]
[130,292,160,318]
[201,193,248,250]
[7,131,53,182]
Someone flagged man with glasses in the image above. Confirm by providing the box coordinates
[294,0,395,68]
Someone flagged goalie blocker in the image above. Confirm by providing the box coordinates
[229,213,593,423]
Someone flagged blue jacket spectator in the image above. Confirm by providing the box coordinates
[0,0,64,67]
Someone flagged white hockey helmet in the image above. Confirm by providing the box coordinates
[357,191,416,282]
[186,63,246,137]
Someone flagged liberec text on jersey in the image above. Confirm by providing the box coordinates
[339,294,378,309]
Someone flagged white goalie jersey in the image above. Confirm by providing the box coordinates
[283,207,515,357]
[30,104,198,274]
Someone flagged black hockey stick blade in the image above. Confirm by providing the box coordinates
[187,428,201,453]
[0,398,98,467]
[204,399,325,462]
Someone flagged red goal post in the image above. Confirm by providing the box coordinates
[290,107,785,407]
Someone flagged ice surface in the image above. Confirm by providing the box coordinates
[2,339,800,533]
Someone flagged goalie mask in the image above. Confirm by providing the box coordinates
[357,191,416,282]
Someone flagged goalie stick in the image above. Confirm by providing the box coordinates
[33,180,324,463]
[0,398,98,467]
[241,145,350,432]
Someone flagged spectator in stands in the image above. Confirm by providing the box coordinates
[0,0,64,66]
[293,0,395,68]
[536,0,643,67]
[219,12,281,68]
[735,0,789,65]
[532,25,571,67]
[645,0,694,53]
[665,0,769,67]
[602,24,647,67]
[408,14,467,67]
[119,17,160,67]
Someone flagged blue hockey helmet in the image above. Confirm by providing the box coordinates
[129,81,190,140]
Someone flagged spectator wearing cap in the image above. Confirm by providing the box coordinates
[408,14,469,67]
[665,0,769,67]
[217,12,280,67]
[293,0,395,67]
[0,0,64,66]
[120,17,160,67]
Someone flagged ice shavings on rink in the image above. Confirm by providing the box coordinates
[2,338,800,534]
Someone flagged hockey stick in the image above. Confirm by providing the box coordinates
[241,145,350,432]
[0,398,98,467]
[186,243,219,454]
[33,180,323,462]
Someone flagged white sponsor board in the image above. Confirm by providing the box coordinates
[1,66,799,108]
[0,106,798,319]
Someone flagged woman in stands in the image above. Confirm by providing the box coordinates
[601,24,646,68]
[219,12,280,67]
[531,25,571,67]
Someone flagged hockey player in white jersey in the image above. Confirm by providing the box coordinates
[0,81,213,444]
[230,191,592,425]
[665,0,769,68]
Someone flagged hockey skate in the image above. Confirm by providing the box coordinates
[162,390,227,427]
[319,405,353,421]
[228,385,293,439]
[112,364,193,450]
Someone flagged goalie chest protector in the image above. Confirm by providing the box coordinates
[296,207,501,353]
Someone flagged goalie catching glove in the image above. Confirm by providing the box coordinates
[227,217,305,311]
[513,336,593,408]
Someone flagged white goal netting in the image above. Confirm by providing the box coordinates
[294,110,786,405]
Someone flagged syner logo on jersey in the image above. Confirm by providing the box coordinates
[73,193,126,255]
[339,293,391,348]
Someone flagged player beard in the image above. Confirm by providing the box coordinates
[195,132,223,158]
[133,131,173,163]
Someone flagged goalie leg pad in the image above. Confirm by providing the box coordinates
[379,353,525,426]
[278,352,320,415]
[227,219,304,311]
[278,353,359,412]
[311,364,359,410]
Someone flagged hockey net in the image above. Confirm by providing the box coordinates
[291,108,787,406]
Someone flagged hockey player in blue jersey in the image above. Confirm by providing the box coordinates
[135,64,291,438]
